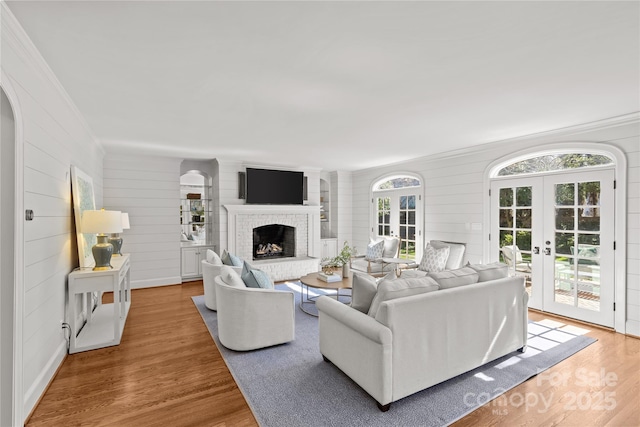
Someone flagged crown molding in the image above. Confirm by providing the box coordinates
[1,3,103,153]
[353,112,640,176]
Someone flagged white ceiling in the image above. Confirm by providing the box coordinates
[6,1,640,171]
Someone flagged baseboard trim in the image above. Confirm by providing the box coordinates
[131,276,182,289]
[23,340,66,422]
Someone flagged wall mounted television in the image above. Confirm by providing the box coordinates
[246,168,304,205]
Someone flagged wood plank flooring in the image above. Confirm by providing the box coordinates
[27,281,639,427]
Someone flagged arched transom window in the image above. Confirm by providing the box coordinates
[497,153,614,177]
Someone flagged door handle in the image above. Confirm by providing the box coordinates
[544,248,551,256]
[533,247,540,255]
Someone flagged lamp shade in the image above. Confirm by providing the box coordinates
[81,210,123,234]
[121,212,130,230]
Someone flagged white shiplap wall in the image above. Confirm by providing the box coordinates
[103,154,181,289]
[330,171,353,247]
[352,118,640,336]
[2,5,104,419]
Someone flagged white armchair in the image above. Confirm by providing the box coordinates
[202,260,242,311]
[214,274,295,351]
[350,236,401,277]
[500,245,531,276]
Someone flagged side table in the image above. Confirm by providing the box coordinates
[67,254,131,354]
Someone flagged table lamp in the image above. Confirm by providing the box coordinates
[81,209,123,270]
[109,212,130,256]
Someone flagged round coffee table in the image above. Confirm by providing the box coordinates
[299,272,352,316]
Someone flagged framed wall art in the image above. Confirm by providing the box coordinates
[71,165,97,268]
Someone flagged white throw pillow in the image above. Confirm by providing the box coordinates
[350,271,395,313]
[428,266,479,289]
[220,266,246,288]
[206,249,223,266]
[368,276,439,318]
[365,239,385,260]
[431,240,466,270]
[382,237,399,258]
[418,244,450,272]
[468,262,508,282]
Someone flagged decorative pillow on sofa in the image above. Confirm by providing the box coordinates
[241,262,274,289]
[365,239,385,260]
[368,276,439,318]
[351,271,395,313]
[468,262,508,282]
[222,249,244,267]
[206,249,223,265]
[418,244,450,272]
[220,266,246,288]
[431,240,466,270]
[428,266,479,289]
[221,250,233,266]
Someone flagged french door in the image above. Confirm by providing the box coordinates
[491,169,615,327]
[373,190,422,260]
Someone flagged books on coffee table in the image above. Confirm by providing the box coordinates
[318,272,342,283]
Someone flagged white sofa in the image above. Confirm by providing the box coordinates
[214,268,295,351]
[317,271,528,411]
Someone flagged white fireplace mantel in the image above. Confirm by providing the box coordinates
[224,204,321,215]
[224,204,321,260]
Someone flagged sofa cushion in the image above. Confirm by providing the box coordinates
[398,269,428,279]
[241,262,274,289]
[365,239,385,260]
[431,240,466,270]
[368,276,439,318]
[206,249,223,265]
[418,244,450,272]
[428,266,479,289]
[351,271,395,313]
[220,266,246,288]
[468,262,508,282]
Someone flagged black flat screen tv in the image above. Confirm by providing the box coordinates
[246,168,304,205]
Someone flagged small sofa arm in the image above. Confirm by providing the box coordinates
[317,296,393,407]
[316,296,391,345]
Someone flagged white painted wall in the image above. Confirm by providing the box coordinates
[103,154,182,289]
[330,171,353,249]
[2,5,104,420]
[1,85,16,427]
[352,117,640,336]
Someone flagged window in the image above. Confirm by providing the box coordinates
[498,153,613,177]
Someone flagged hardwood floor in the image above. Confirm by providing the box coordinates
[27,282,639,427]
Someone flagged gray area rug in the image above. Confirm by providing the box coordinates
[192,282,596,427]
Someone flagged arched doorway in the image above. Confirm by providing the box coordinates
[1,81,24,426]
[370,173,423,261]
[486,144,626,330]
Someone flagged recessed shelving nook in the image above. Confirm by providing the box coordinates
[180,171,214,280]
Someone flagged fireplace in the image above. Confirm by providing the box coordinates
[225,204,320,281]
[253,224,296,260]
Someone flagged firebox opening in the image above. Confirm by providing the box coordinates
[253,224,296,260]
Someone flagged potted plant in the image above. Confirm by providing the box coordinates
[334,241,357,278]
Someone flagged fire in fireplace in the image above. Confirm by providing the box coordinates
[253,224,296,260]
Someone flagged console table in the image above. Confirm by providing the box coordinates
[67,254,131,354]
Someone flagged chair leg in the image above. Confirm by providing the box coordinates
[517,346,527,353]
[377,402,391,412]
[322,354,331,363]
